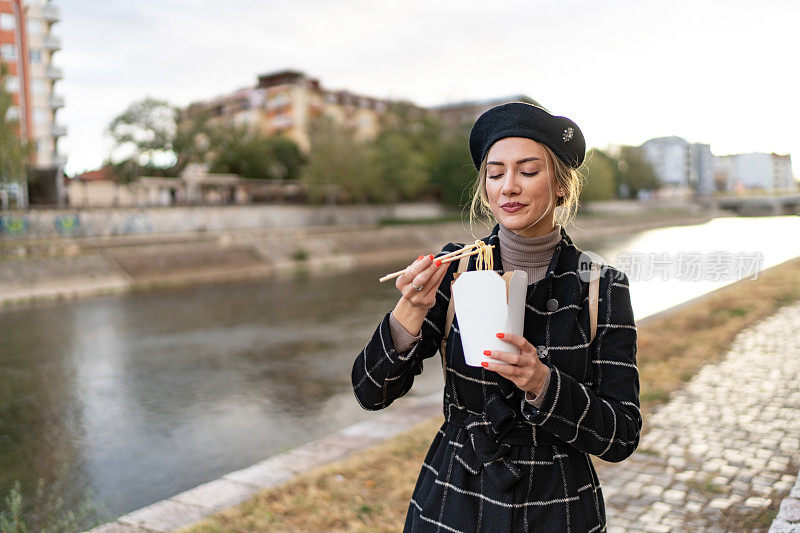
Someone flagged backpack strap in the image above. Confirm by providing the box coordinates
[440,254,470,380]
[588,262,600,344]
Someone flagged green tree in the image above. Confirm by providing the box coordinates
[170,105,214,177]
[582,148,617,203]
[301,115,380,203]
[429,123,475,207]
[617,146,660,198]
[207,124,305,180]
[0,63,33,193]
[105,97,177,182]
[266,136,305,180]
[371,104,445,201]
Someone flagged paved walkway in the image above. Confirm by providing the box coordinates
[602,301,800,532]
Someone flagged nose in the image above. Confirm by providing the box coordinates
[500,171,521,197]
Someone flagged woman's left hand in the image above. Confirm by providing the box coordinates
[482,332,549,396]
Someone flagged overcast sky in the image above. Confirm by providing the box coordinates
[56,0,799,177]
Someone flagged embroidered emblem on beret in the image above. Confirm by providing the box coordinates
[562,127,574,142]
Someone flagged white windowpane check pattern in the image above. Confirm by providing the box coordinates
[352,224,640,531]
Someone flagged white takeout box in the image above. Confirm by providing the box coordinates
[451,269,528,367]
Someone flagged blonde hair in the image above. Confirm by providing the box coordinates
[467,142,584,236]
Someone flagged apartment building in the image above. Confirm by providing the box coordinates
[186,69,410,152]
[714,152,795,192]
[640,136,715,196]
[0,0,65,206]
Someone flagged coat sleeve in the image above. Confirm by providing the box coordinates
[520,267,642,462]
[351,242,463,411]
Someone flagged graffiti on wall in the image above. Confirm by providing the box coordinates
[54,214,80,235]
[123,214,154,235]
[0,216,28,236]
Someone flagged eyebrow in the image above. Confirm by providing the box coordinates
[486,157,541,166]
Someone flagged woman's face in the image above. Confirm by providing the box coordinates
[484,137,560,237]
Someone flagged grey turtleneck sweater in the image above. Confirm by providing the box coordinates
[389,223,561,407]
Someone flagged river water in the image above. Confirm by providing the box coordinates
[0,215,798,525]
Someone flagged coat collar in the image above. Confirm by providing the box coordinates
[482,223,581,309]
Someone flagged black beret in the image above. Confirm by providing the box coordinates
[469,102,586,170]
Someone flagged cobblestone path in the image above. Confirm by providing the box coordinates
[601,301,800,532]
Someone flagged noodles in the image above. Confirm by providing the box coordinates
[473,240,494,271]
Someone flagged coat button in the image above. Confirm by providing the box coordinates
[546,298,559,312]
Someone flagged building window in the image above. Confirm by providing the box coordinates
[6,106,19,121]
[29,48,42,63]
[1,44,16,60]
[0,13,15,30]
[32,78,46,94]
[26,18,42,34]
[4,75,19,93]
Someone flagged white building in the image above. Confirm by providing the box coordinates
[640,136,715,196]
[714,152,795,192]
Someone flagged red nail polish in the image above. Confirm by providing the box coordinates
[496,333,505,339]
[417,255,424,260]
[435,259,442,266]
[481,362,489,367]
[483,350,491,356]
[428,254,434,260]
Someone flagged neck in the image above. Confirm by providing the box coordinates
[498,223,562,283]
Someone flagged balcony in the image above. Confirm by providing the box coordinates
[270,115,294,129]
[44,34,61,51]
[49,94,64,109]
[46,66,63,80]
[51,123,67,137]
[42,4,60,22]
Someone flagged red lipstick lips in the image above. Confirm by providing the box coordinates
[500,202,527,213]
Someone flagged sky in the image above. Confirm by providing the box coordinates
[56,0,800,177]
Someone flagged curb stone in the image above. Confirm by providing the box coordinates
[770,472,800,532]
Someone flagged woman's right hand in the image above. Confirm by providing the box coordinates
[395,254,449,313]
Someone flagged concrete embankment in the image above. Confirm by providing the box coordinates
[0,205,720,308]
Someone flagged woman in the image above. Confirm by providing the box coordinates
[352,102,640,532]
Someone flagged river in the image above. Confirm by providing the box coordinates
[0,215,798,526]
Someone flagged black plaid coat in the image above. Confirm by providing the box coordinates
[352,224,641,532]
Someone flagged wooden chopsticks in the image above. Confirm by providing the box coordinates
[378,243,494,283]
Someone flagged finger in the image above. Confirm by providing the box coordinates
[495,332,536,353]
[409,257,443,291]
[483,349,521,366]
[398,255,433,286]
[421,260,448,298]
[482,361,520,376]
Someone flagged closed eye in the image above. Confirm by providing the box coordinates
[489,172,539,179]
